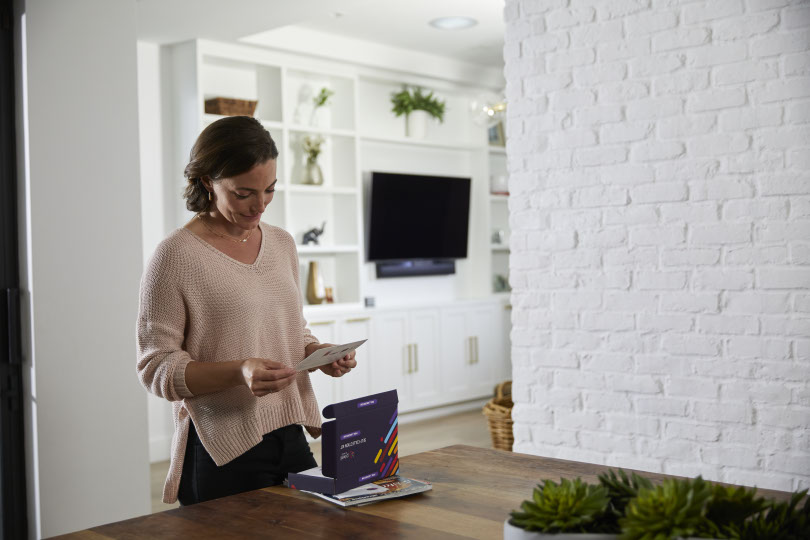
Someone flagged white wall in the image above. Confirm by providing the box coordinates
[506,0,809,491]
[137,41,176,463]
[18,0,151,536]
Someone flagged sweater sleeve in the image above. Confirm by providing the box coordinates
[136,243,195,402]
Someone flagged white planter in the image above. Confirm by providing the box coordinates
[503,520,619,540]
[406,110,429,138]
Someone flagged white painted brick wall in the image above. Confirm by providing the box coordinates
[505,0,810,491]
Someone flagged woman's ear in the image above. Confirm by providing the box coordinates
[200,176,213,194]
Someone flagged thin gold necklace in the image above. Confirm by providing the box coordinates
[196,213,255,244]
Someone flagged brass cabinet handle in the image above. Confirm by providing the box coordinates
[346,317,370,323]
[474,336,479,364]
[504,304,512,310]
[468,337,473,365]
[408,344,413,374]
[414,344,418,372]
[310,320,335,326]
[405,345,410,374]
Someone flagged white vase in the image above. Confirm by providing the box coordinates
[503,520,619,540]
[406,110,429,138]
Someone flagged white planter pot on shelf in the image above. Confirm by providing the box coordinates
[503,520,619,540]
[406,109,429,138]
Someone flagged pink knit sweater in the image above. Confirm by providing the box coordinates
[137,223,322,503]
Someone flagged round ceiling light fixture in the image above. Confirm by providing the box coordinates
[429,16,478,30]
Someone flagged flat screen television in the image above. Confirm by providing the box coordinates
[366,171,471,277]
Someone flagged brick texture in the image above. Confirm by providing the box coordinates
[506,0,810,491]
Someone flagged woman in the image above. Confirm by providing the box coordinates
[137,116,356,505]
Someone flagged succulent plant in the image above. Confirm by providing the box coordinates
[734,490,810,540]
[509,478,610,533]
[701,484,770,538]
[599,469,654,532]
[619,476,713,540]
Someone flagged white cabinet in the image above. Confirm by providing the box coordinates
[441,302,510,403]
[336,315,372,402]
[371,309,441,413]
[306,313,374,417]
[305,318,339,419]
[306,299,509,415]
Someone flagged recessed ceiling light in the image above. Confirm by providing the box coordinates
[429,16,478,30]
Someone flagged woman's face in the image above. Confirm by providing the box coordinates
[208,159,277,230]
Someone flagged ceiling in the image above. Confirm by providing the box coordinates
[136,0,506,69]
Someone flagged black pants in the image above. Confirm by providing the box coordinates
[178,421,317,506]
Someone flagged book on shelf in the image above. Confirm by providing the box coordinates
[290,473,432,507]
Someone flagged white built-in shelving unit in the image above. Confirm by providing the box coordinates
[165,39,513,420]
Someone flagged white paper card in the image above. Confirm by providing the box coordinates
[295,339,367,372]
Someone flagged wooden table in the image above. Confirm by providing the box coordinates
[56,445,793,539]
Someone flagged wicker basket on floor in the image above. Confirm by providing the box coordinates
[483,380,513,452]
[204,97,258,117]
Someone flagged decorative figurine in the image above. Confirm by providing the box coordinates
[302,222,326,245]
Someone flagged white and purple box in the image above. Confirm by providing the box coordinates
[288,389,399,494]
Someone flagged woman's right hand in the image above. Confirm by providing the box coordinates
[240,359,297,397]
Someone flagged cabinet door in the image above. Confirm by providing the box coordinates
[468,304,501,397]
[337,315,372,402]
[407,308,442,410]
[371,311,410,409]
[440,307,472,401]
[306,319,339,417]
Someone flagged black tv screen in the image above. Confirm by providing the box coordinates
[367,172,471,261]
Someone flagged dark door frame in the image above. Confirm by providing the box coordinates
[0,0,28,537]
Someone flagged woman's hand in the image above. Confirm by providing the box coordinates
[240,358,297,397]
[305,343,357,378]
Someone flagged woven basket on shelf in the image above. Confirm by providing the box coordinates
[483,380,514,452]
[204,97,258,117]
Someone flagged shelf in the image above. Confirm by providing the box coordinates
[286,185,358,195]
[288,125,356,138]
[489,194,509,202]
[298,245,360,255]
[491,245,510,252]
[488,146,507,154]
[360,134,482,152]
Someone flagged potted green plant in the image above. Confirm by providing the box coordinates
[506,469,810,540]
[390,86,446,139]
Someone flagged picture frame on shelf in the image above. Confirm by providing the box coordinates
[487,121,505,147]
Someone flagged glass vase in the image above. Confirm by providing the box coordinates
[304,159,324,185]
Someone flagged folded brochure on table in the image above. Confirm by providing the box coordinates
[287,389,401,495]
[292,473,432,507]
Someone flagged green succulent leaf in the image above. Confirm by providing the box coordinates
[619,476,714,540]
[598,469,655,532]
[509,478,610,533]
[735,490,810,540]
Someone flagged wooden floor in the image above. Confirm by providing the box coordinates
[150,408,494,513]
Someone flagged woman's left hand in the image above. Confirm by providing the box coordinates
[307,343,357,377]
